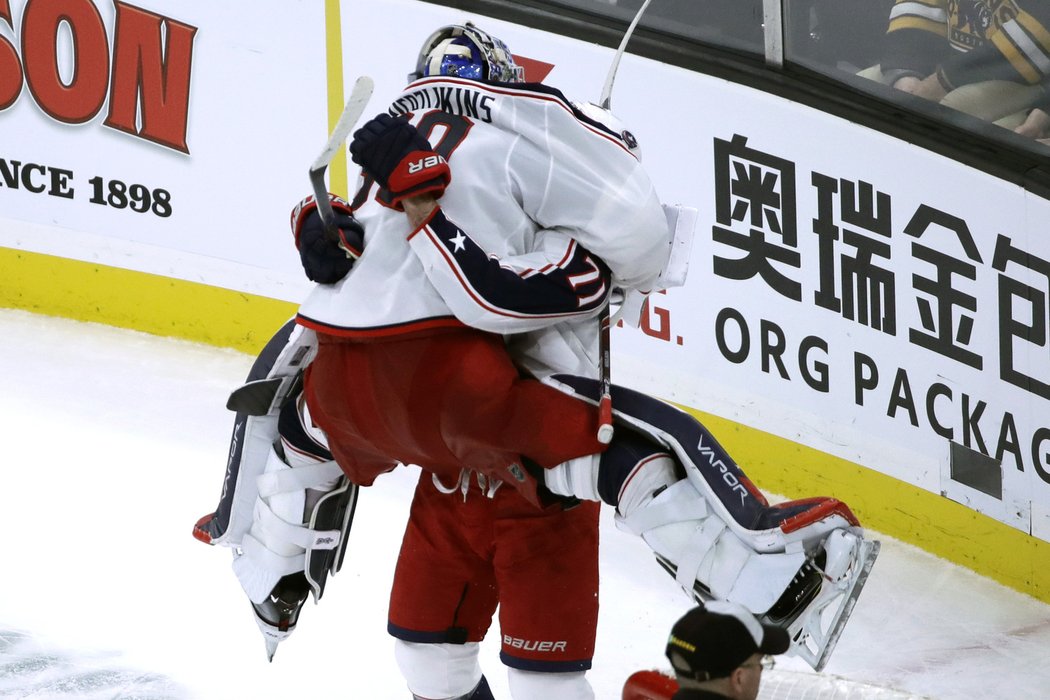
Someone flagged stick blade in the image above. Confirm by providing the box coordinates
[309,75,375,175]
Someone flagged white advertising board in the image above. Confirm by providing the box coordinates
[0,0,325,300]
[4,0,1047,539]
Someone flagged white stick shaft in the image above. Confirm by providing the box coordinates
[599,0,653,108]
[309,76,375,236]
[596,1,654,440]
[310,76,375,175]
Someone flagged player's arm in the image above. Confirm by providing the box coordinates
[403,196,611,334]
[878,0,948,89]
[939,6,1050,90]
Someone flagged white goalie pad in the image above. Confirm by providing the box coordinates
[195,320,359,601]
[547,374,879,672]
[196,321,319,548]
[232,446,345,603]
[615,479,805,611]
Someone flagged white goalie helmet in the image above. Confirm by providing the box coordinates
[409,22,526,84]
[572,101,643,160]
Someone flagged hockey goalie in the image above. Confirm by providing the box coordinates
[193,317,878,673]
[192,20,878,696]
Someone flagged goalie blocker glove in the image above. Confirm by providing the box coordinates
[290,193,364,284]
[349,112,451,209]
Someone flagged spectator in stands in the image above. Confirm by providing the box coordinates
[860,0,1050,129]
[663,602,789,700]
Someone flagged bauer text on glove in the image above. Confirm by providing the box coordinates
[349,113,451,209]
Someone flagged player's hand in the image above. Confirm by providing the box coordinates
[891,76,923,94]
[290,194,363,284]
[1015,108,1050,140]
[349,113,451,209]
[895,73,947,101]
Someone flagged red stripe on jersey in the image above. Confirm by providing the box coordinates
[296,314,466,339]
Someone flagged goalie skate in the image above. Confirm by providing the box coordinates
[651,520,881,671]
[777,531,880,671]
[253,572,311,662]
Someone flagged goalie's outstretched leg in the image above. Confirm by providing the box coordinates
[545,375,879,671]
[193,321,359,661]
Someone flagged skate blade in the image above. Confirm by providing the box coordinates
[252,608,296,663]
[788,538,880,671]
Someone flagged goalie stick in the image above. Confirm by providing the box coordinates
[308,75,375,242]
[594,0,654,444]
[598,0,653,111]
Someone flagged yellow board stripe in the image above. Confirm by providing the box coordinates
[1,245,1047,604]
[325,0,349,199]
[0,247,295,353]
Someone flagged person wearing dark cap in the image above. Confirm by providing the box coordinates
[664,601,790,700]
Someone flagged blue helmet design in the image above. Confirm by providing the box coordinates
[410,23,525,84]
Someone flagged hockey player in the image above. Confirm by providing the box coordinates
[200,23,663,699]
[196,20,877,700]
[298,24,669,700]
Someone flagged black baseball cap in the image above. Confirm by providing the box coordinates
[665,601,790,681]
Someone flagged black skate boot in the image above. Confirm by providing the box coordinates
[252,572,311,661]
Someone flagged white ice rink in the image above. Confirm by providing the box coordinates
[1,308,1048,699]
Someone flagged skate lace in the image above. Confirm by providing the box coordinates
[431,469,503,500]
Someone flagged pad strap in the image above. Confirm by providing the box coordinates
[258,461,343,498]
[618,480,707,535]
[679,518,727,592]
[255,498,342,550]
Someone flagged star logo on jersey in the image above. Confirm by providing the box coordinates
[449,231,467,253]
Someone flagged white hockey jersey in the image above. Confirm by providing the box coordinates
[296,77,670,378]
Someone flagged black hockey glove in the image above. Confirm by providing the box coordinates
[349,113,451,210]
[290,194,363,284]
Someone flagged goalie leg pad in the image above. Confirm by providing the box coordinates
[232,444,345,603]
[193,320,318,546]
[616,478,808,614]
[549,374,863,556]
[548,374,879,671]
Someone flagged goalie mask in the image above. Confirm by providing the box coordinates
[410,22,525,84]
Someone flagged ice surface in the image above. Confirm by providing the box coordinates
[1,308,1047,699]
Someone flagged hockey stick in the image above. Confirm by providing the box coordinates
[596,306,614,443]
[594,0,653,445]
[308,75,375,241]
[599,0,653,109]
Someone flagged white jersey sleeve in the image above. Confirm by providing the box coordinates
[407,208,609,334]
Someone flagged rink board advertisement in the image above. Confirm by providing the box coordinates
[0,0,325,300]
[332,3,1050,543]
[3,0,1049,569]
